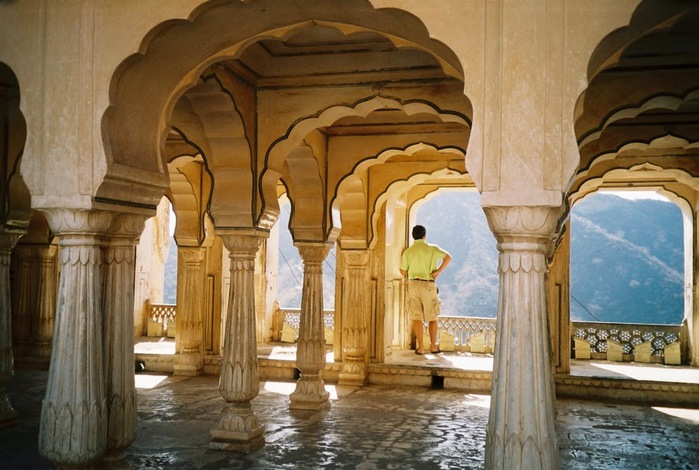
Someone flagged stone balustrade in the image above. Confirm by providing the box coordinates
[146,302,177,337]
[571,321,682,364]
[152,305,686,365]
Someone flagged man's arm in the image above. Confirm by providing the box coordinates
[431,254,451,279]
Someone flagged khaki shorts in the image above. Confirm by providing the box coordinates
[407,280,441,322]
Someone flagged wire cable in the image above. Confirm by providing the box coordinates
[570,293,602,322]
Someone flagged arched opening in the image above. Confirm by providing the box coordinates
[411,190,498,318]
[571,191,684,325]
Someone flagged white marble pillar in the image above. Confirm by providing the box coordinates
[210,230,266,452]
[290,242,332,411]
[31,245,57,365]
[483,206,561,470]
[339,249,371,386]
[10,244,57,368]
[102,213,146,462]
[0,232,22,427]
[174,246,206,376]
[9,244,33,360]
[39,209,110,466]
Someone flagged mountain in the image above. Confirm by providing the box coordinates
[162,192,684,326]
[570,193,683,324]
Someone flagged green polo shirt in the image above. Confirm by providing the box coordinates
[400,239,448,280]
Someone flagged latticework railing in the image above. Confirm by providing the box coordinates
[272,307,335,341]
[438,316,497,352]
[148,303,177,336]
[272,307,496,352]
[572,321,680,359]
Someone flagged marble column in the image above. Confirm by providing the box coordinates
[290,242,332,411]
[102,213,146,462]
[210,230,266,452]
[483,206,561,470]
[174,246,206,376]
[39,209,111,466]
[9,244,33,360]
[0,232,22,427]
[10,244,57,368]
[339,249,371,386]
[30,245,58,365]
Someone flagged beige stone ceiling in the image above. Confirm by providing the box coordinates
[223,23,467,139]
[570,5,699,198]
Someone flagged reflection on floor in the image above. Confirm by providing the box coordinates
[135,337,699,384]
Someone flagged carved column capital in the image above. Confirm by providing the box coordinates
[295,242,332,265]
[178,246,207,264]
[484,205,561,244]
[342,249,371,268]
[41,208,112,236]
[217,229,267,256]
[108,213,148,240]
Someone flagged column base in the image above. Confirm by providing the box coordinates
[289,378,330,411]
[209,403,265,453]
[101,449,126,468]
[173,351,203,376]
[338,360,367,386]
[0,387,17,428]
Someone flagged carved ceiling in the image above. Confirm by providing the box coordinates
[571,5,699,197]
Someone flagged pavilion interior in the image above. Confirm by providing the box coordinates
[1,1,699,467]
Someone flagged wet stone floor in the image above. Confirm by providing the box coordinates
[2,371,699,469]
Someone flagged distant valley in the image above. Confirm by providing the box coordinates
[163,192,685,326]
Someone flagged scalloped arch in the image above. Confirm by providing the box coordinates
[262,101,469,228]
[101,0,466,210]
[578,90,699,148]
[575,133,699,183]
[368,167,466,250]
[572,162,699,207]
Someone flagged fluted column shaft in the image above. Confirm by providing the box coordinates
[0,232,22,426]
[33,245,57,363]
[290,242,332,411]
[483,206,561,470]
[174,246,206,376]
[10,244,57,367]
[339,249,371,386]
[102,214,146,461]
[39,209,111,466]
[10,245,33,359]
[210,230,266,452]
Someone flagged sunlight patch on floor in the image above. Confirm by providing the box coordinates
[651,406,699,423]
[135,374,169,389]
[262,381,339,400]
[461,394,491,408]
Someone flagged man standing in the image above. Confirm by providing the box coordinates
[400,225,451,355]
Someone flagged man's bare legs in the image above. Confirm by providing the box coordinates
[413,319,440,354]
[412,319,425,354]
[428,320,439,352]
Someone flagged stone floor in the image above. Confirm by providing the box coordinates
[2,368,699,469]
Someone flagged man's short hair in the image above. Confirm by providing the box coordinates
[412,225,426,240]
